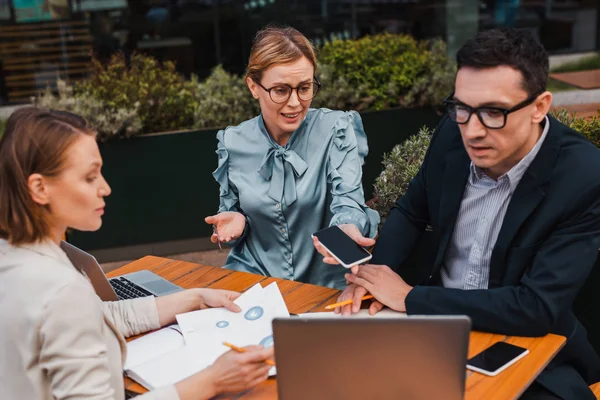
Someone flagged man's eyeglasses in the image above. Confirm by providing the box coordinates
[255,78,321,104]
[443,91,543,129]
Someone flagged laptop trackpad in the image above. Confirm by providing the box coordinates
[142,279,181,295]
[127,270,182,295]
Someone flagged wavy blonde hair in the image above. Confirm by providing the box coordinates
[246,26,317,84]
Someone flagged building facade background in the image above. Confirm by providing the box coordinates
[0,0,598,104]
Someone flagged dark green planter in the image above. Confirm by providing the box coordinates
[69,127,221,251]
[68,107,440,251]
[360,107,440,200]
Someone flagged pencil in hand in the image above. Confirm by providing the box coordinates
[325,294,374,310]
[222,341,276,366]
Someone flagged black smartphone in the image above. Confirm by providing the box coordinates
[312,226,372,268]
[466,341,529,376]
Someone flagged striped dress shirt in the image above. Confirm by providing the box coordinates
[441,116,550,290]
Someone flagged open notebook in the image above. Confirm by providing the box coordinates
[123,282,288,390]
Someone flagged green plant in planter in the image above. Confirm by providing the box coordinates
[34,80,142,142]
[550,108,600,148]
[76,53,199,135]
[310,63,368,111]
[318,34,455,111]
[193,65,260,129]
[371,126,432,222]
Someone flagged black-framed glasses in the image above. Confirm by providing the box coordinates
[255,78,321,104]
[443,91,543,129]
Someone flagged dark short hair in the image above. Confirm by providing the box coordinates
[456,28,549,97]
[0,107,95,245]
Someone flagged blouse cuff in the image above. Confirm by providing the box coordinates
[330,211,378,238]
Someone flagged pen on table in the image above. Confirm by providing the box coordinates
[223,342,276,366]
[325,294,374,310]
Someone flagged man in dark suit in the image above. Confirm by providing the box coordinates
[315,28,600,399]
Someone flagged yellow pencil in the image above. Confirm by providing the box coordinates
[223,341,276,366]
[325,294,374,310]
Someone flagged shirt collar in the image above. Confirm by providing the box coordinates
[470,115,550,190]
[0,238,73,267]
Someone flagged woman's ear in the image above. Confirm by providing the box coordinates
[28,173,50,205]
[246,77,260,100]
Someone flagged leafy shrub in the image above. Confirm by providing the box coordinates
[193,65,259,129]
[76,53,199,135]
[371,126,432,222]
[34,80,142,141]
[311,63,368,111]
[550,108,600,148]
[402,39,456,108]
[319,34,455,111]
[31,33,456,140]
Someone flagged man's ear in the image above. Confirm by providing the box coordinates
[533,91,553,124]
[246,77,260,100]
[28,173,50,205]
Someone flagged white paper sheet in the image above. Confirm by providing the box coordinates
[176,282,288,347]
[175,282,289,376]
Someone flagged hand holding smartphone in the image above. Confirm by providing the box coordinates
[466,341,529,376]
[312,226,372,268]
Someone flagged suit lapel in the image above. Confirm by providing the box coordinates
[434,146,471,269]
[488,116,562,288]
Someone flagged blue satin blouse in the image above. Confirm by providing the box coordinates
[212,108,379,289]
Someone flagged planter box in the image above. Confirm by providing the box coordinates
[360,107,440,200]
[68,107,441,252]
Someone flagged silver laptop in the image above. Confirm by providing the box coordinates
[272,316,471,400]
[60,241,183,301]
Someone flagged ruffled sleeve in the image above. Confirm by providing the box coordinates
[213,129,241,213]
[327,111,380,238]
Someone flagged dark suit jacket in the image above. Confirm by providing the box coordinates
[372,115,600,399]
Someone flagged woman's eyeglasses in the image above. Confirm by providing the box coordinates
[255,78,321,104]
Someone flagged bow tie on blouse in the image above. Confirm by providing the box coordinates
[258,146,308,206]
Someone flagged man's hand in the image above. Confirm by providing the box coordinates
[205,211,246,243]
[312,224,375,267]
[345,264,413,312]
[333,283,384,316]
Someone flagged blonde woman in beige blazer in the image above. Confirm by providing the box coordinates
[0,108,274,400]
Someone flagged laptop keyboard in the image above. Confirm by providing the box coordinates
[109,277,154,300]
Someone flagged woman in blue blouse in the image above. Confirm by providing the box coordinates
[205,26,379,289]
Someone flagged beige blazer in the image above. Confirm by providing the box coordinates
[0,239,179,400]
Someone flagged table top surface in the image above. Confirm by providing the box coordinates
[108,256,566,400]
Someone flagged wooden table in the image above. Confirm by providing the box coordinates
[109,256,566,400]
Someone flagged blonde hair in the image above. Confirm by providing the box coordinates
[246,26,317,83]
